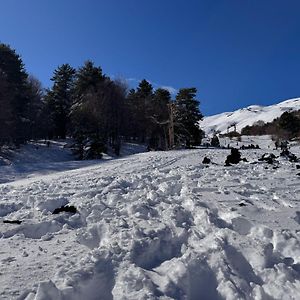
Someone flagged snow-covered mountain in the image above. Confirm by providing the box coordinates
[201,97,300,135]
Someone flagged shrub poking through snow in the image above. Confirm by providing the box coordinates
[225,148,242,165]
[210,134,220,147]
[240,144,260,150]
[52,205,77,214]
[202,157,211,164]
[258,153,277,164]
[280,149,298,162]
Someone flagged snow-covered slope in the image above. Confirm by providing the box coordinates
[0,141,147,184]
[201,97,300,135]
[1,141,300,299]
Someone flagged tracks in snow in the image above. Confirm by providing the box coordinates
[0,148,300,299]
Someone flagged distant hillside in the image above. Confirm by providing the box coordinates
[200,98,300,135]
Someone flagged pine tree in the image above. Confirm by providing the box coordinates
[148,88,171,150]
[174,88,204,147]
[74,60,104,96]
[45,64,76,138]
[26,75,45,139]
[135,79,153,142]
[278,111,300,138]
[70,61,126,156]
[0,73,13,145]
[124,89,139,140]
[0,43,30,145]
[70,61,105,138]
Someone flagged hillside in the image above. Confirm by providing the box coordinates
[200,97,300,135]
[1,140,300,299]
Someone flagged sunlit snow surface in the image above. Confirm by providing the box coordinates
[1,138,300,299]
[201,97,300,135]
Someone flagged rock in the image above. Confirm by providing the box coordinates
[280,149,298,162]
[3,220,22,224]
[225,148,241,165]
[52,205,77,214]
[258,153,277,164]
[202,157,211,164]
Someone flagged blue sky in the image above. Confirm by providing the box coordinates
[1,0,300,116]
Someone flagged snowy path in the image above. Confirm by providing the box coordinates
[1,148,300,299]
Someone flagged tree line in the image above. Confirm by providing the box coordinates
[241,111,300,140]
[0,43,204,157]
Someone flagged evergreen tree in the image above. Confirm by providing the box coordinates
[174,88,204,147]
[70,61,126,156]
[135,79,153,142]
[70,61,106,138]
[211,134,220,147]
[148,88,171,150]
[124,88,139,140]
[278,111,300,138]
[45,64,76,138]
[26,75,45,139]
[0,43,30,144]
[74,60,104,96]
[0,73,13,145]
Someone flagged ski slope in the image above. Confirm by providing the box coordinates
[1,141,300,299]
[201,97,300,135]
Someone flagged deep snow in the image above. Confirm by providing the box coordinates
[1,138,300,299]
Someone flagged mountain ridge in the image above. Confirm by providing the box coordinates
[200,97,300,135]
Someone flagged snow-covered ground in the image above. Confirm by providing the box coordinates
[200,97,300,135]
[1,138,300,299]
[0,141,146,184]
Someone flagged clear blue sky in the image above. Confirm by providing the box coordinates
[1,0,299,115]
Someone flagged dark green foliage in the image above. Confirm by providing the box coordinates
[0,43,31,145]
[135,79,154,142]
[26,76,45,139]
[74,61,104,95]
[123,80,154,143]
[278,111,300,136]
[211,134,220,147]
[148,88,171,150]
[0,72,13,145]
[241,110,300,140]
[0,43,205,157]
[70,62,126,157]
[45,64,76,139]
[174,88,204,147]
[72,135,105,160]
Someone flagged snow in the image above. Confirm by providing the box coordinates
[200,97,300,135]
[0,141,147,184]
[1,138,300,299]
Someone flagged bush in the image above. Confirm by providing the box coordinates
[211,135,220,147]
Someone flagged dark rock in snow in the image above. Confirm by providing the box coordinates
[280,150,298,162]
[52,205,77,214]
[3,220,22,224]
[240,144,260,150]
[225,148,242,166]
[258,153,277,164]
[202,157,211,164]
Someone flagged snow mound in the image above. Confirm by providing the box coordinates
[201,97,300,135]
